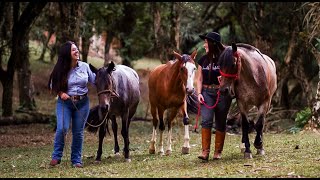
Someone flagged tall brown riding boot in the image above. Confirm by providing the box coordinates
[213,130,226,160]
[198,128,211,161]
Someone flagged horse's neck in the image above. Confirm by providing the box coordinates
[167,61,185,94]
[238,52,261,88]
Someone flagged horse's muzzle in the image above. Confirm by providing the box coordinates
[99,104,109,113]
[186,88,194,95]
[220,86,235,98]
[220,87,230,96]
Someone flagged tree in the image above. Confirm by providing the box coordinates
[0,2,47,117]
[303,2,320,128]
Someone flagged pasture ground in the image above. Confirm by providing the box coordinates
[1,122,320,178]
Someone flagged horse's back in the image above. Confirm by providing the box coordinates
[237,44,277,107]
[114,65,140,105]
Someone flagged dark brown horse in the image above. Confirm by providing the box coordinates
[148,50,197,155]
[88,61,140,162]
[218,43,277,159]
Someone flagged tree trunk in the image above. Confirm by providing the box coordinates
[58,2,83,44]
[310,46,320,127]
[170,2,181,51]
[2,71,14,117]
[152,2,161,60]
[17,38,36,111]
[0,111,54,126]
[81,36,90,63]
[38,30,54,62]
[104,30,114,66]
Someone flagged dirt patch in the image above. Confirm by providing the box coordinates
[0,124,55,148]
[0,123,98,148]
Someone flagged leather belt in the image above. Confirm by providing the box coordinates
[202,84,219,89]
[69,93,87,101]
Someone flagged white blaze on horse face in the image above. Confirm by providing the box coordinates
[185,62,196,94]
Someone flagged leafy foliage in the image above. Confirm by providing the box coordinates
[290,107,312,133]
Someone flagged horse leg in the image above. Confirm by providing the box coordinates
[241,113,253,159]
[111,115,120,157]
[95,121,106,162]
[157,107,166,156]
[165,108,178,155]
[180,101,190,154]
[254,108,266,155]
[121,110,131,162]
[149,104,158,154]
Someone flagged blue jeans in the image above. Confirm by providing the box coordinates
[200,87,232,131]
[51,96,89,165]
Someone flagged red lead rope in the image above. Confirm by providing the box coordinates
[194,90,221,132]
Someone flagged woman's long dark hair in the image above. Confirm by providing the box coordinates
[205,40,225,81]
[48,41,75,94]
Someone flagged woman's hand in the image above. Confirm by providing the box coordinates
[59,92,70,100]
[198,93,204,104]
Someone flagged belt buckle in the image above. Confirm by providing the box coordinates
[71,96,79,101]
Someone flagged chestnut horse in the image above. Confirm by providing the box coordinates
[148,49,197,155]
[218,43,277,159]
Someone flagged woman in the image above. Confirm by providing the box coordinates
[196,32,232,161]
[48,41,96,168]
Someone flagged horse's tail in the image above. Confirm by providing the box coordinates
[186,90,198,114]
[85,105,102,134]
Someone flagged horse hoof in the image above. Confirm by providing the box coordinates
[244,152,253,159]
[158,151,165,156]
[94,160,101,164]
[165,150,171,156]
[114,152,121,158]
[149,149,155,154]
[256,149,265,155]
[125,158,131,163]
[240,143,245,153]
[181,147,190,154]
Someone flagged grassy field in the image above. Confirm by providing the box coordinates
[1,122,320,178]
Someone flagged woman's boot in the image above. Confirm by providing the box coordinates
[213,130,226,160]
[198,128,211,161]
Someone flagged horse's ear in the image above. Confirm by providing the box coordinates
[107,61,115,73]
[232,42,237,53]
[89,63,98,74]
[173,50,182,61]
[190,48,198,60]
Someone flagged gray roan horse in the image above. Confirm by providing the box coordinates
[87,61,140,162]
[217,43,277,159]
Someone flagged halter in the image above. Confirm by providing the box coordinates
[96,74,119,98]
[219,51,241,80]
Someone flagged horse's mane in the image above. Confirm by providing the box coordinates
[167,59,177,65]
[236,43,257,51]
[236,43,265,59]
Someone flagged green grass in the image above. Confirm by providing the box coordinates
[132,57,162,71]
[2,92,320,176]
[1,122,320,178]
